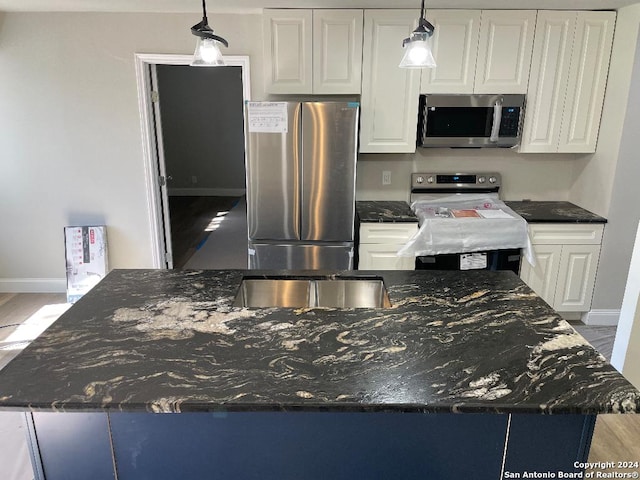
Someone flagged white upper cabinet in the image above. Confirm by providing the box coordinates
[313,10,363,94]
[263,9,363,94]
[420,10,481,94]
[559,11,616,152]
[520,12,575,152]
[420,10,535,94]
[520,11,615,153]
[474,10,536,94]
[360,9,421,153]
[263,10,313,94]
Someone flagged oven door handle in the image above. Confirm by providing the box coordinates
[489,98,503,143]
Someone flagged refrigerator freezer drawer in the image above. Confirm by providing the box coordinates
[248,243,354,270]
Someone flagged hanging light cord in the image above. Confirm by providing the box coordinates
[191,0,229,47]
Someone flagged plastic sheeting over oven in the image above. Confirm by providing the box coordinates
[397,194,535,266]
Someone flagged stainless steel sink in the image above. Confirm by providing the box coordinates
[233,277,391,308]
[315,280,391,308]
[233,279,312,308]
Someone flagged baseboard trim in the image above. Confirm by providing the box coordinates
[0,278,67,293]
[168,188,246,197]
[581,309,620,326]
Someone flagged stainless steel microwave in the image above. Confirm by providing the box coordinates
[417,94,526,148]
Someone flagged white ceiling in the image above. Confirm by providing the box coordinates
[0,0,636,13]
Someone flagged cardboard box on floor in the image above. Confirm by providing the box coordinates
[64,226,108,303]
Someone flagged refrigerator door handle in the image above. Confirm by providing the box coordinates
[293,102,302,241]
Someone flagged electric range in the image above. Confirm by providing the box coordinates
[407,172,523,273]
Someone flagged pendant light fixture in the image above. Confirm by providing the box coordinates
[191,0,228,67]
[399,0,436,69]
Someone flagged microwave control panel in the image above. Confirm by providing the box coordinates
[498,107,521,137]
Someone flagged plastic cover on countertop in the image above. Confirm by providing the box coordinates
[397,194,536,266]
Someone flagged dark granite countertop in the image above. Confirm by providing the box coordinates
[505,201,607,223]
[0,269,637,414]
[356,201,418,223]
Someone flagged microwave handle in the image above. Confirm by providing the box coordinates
[489,99,502,143]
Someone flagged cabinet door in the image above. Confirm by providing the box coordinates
[554,244,601,312]
[520,11,576,153]
[559,11,615,153]
[420,10,481,94]
[474,10,536,94]
[359,244,415,270]
[263,9,313,94]
[520,244,563,307]
[313,10,363,94]
[360,9,421,153]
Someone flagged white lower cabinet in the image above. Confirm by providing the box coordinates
[520,224,604,312]
[358,223,418,270]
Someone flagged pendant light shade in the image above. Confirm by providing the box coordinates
[400,0,436,69]
[191,0,228,67]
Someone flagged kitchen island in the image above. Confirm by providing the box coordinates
[0,269,638,479]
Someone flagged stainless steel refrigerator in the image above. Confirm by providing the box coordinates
[245,101,359,270]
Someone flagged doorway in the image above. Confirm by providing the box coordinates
[134,54,251,269]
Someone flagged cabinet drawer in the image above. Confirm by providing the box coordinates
[360,223,418,243]
[358,244,416,270]
[528,224,604,245]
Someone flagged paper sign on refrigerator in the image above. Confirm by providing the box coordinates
[247,102,288,133]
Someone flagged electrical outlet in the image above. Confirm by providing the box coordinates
[382,171,391,186]
[191,175,198,184]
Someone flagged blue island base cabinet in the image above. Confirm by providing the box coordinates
[27,411,595,480]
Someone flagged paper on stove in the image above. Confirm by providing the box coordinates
[451,209,481,218]
[477,209,513,219]
[397,194,536,266]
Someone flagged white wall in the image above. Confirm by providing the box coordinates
[622,306,640,389]
[357,149,579,202]
[0,12,264,290]
[570,4,640,218]
[611,220,640,389]
[575,4,640,314]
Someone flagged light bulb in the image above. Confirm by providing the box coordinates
[191,37,225,67]
[408,41,430,63]
[200,39,222,63]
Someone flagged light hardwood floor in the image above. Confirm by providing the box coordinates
[590,414,640,462]
[0,293,67,371]
[0,293,67,334]
[0,293,639,469]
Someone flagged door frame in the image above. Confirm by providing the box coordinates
[134,53,251,268]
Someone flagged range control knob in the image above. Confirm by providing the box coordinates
[477,176,486,184]
[489,176,497,184]
[415,176,424,184]
[427,176,435,184]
